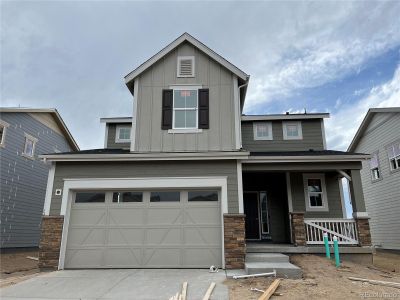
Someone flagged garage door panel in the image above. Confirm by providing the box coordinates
[146,228,181,245]
[143,248,181,267]
[185,208,220,224]
[108,208,145,225]
[104,248,142,267]
[69,209,106,226]
[147,208,182,225]
[65,248,104,268]
[183,248,221,267]
[184,227,221,245]
[67,228,106,247]
[107,228,144,245]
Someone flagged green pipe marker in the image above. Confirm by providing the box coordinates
[323,232,330,259]
[333,236,340,267]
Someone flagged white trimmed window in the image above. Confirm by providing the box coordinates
[387,142,400,171]
[283,121,303,140]
[115,126,131,143]
[177,56,195,77]
[23,133,38,158]
[0,120,10,147]
[172,87,198,129]
[303,173,329,212]
[369,152,381,181]
[253,122,273,140]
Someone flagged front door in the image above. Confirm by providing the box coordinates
[244,192,260,240]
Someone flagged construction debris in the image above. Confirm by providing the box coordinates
[258,279,281,300]
[202,282,216,300]
[233,270,276,279]
[25,256,38,261]
[348,277,400,289]
[250,288,283,296]
[181,282,188,300]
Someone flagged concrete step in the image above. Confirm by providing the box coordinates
[245,262,303,279]
[246,253,289,263]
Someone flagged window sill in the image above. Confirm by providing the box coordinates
[168,129,203,134]
[115,140,131,143]
[305,207,329,212]
[21,153,35,160]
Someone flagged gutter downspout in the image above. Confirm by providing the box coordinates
[238,81,249,149]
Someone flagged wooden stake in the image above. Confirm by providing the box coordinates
[258,279,282,300]
[181,282,188,300]
[348,277,400,289]
[202,282,216,300]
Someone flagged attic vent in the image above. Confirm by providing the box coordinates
[177,56,195,77]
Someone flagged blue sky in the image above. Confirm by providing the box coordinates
[2,1,400,217]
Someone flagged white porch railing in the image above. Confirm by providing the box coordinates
[304,218,359,245]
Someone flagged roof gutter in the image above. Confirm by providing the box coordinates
[243,154,370,163]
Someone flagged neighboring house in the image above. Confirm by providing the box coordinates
[348,107,400,250]
[39,33,372,271]
[0,108,79,248]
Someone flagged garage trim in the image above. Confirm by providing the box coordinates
[58,176,228,270]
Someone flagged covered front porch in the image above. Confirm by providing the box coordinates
[241,154,372,249]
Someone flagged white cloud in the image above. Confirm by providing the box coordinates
[326,65,400,150]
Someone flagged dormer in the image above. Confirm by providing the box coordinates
[100,117,132,149]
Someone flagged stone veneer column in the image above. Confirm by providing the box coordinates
[355,217,372,246]
[223,214,246,269]
[39,216,64,270]
[290,212,306,246]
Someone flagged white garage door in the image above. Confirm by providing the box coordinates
[64,190,222,268]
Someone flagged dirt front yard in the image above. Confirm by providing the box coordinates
[226,254,400,300]
[0,249,40,288]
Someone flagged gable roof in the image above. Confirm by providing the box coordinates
[347,107,400,152]
[0,107,79,151]
[124,32,249,92]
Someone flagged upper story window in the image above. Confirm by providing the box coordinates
[0,120,9,147]
[283,121,303,140]
[303,173,329,212]
[115,125,131,143]
[253,122,273,140]
[369,152,381,181]
[173,88,198,129]
[177,56,195,77]
[22,133,38,158]
[387,142,400,172]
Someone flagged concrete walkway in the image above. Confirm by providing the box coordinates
[0,269,229,300]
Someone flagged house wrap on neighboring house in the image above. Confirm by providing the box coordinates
[348,107,400,250]
[0,108,79,248]
[39,33,373,271]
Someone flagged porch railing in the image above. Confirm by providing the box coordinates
[304,218,359,245]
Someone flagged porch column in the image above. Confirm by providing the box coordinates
[290,212,306,246]
[224,214,246,269]
[348,169,371,246]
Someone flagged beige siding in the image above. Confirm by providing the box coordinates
[353,112,400,250]
[50,160,239,215]
[134,42,237,152]
[241,119,324,152]
[106,123,130,149]
[290,172,344,218]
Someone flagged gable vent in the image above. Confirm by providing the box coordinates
[177,56,195,77]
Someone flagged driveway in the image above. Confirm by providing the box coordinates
[0,269,229,300]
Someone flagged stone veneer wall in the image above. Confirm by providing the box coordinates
[355,218,372,246]
[290,212,306,246]
[38,216,64,270]
[224,214,246,269]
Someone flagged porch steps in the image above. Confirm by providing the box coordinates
[245,253,302,279]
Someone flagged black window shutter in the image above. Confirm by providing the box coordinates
[198,89,209,129]
[161,89,173,130]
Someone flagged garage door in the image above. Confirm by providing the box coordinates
[64,190,222,268]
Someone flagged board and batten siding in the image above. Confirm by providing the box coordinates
[0,113,73,248]
[353,112,400,250]
[241,119,325,152]
[106,123,130,149]
[134,42,238,152]
[49,160,239,215]
[290,172,344,218]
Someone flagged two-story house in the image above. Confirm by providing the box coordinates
[348,107,400,250]
[0,108,79,248]
[39,33,372,272]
